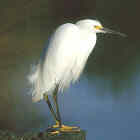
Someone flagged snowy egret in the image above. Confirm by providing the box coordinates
[29,19,126,134]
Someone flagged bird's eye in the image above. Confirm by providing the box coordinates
[94,25,103,30]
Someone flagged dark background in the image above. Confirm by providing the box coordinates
[0,0,140,139]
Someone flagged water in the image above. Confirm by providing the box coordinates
[61,75,140,140]
[0,18,140,140]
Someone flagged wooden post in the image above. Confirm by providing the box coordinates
[29,129,86,140]
[0,129,86,140]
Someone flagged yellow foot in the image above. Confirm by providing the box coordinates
[51,124,60,128]
[60,125,80,132]
[47,125,80,135]
[48,130,60,135]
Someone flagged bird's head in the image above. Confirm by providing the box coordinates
[76,19,126,37]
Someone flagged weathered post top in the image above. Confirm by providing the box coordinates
[0,129,86,140]
[32,129,86,140]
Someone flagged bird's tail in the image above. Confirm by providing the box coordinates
[28,63,44,102]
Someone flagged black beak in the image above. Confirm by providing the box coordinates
[101,27,127,37]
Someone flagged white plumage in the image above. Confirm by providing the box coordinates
[28,19,125,102]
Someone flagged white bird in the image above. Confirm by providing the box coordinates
[29,19,125,134]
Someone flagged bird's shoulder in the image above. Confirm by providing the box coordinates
[54,23,80,37]
[46,23,81,49]
[57,23,79,31]
[40,23,81,61]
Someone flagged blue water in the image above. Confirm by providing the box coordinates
[25,74,140,140]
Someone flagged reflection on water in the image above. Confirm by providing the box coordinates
[0,20,140,140]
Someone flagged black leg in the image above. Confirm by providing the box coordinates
[44,95,58,123]
[44,89,80,134]
[53,85,62,127]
